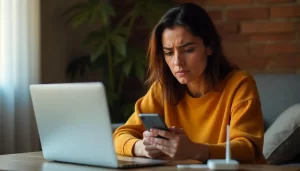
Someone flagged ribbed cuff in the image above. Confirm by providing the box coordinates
[123,138,140,156]
[208,144,226,159]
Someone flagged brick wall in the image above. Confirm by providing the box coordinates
[174,0,300,73]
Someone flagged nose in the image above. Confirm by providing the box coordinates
[173,52,184,66]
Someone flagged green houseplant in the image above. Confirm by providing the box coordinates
[63,0,171,122]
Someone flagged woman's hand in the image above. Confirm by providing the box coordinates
[148,127,210,161]
[133,130,164,158]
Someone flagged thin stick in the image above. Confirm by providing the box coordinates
[226,125,231,163]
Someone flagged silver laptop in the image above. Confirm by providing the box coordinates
[29,82,168,168]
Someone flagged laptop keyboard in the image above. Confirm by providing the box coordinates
[117,159,144,168]
[116,155,168,168]
[118,160,138,164]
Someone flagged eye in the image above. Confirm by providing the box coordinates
[164,51,174,56]
[184,48,194,53]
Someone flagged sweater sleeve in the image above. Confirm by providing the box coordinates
[208,76,265,164]
[112,82,164,156]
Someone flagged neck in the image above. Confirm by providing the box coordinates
[187,75,207,98]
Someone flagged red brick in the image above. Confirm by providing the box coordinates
[216,23,239,34]
[271,5,300,18]
[227,8,270,20]
[207,10,223,21]
[250,33,295,42]
[241,22,294,34]
[174,0,252,5]
[232,57,300,72]
[250,43,300,57]
[223,43,249,58]
[256,0,294,3]
[202,0,252,5]
[222,34,249,43]
[231,57,271,69]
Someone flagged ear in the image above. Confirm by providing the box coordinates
[206,47,213,56]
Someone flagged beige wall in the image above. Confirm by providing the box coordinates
[40,0,100,83]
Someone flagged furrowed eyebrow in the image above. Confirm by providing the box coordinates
[162,42,195,50]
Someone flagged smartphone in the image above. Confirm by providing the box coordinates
[139,113,169,139]
[139,113,169,131]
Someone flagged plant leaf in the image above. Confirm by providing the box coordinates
[110,35,126,56]
[90,53,107,70]
[94,2,115,26]
[88,8,98,24]
[126,47,147,81]
[114,27,129,37]
[65,55,91,81]
[98,9,109,26]
[135,63,145,82]
[103,2,116,17]
[91,41,107,62]
[114,53,126,66]
[106,87,121,108]
[122,60,133,76]
[134,0,171,28]
[83,31,105,45]
[70,9,90,28]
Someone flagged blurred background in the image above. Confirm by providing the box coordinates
[42,0,300,121]
[0,0,299,154]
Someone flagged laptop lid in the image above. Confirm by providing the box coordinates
[30,82,168,168]
[30,82,119,167]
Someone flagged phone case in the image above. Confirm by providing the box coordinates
[139,114,169,139]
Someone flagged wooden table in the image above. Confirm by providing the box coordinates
[0,152,299,171]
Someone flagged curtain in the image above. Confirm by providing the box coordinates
[0,0,41,154]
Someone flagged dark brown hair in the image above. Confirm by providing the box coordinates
[146,3,236,105]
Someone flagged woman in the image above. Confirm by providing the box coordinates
[113,3,265,164]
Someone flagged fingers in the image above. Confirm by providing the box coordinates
[147,150,162,159]
[147,149,161,154]
[150,129,174,139]
[143,138,160,150]
[143,137,152,145]
[143,128,185,159]
[169,126,185,134]
[142,140,163,159]
[149,137,169,147]
[143,130,156,138]
[145,145,157,151]
[143,136,171,157]
[143,139,157,150]
[153,143,173,158]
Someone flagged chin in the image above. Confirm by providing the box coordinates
[176,78,190,84]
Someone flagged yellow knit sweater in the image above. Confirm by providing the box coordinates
[113,70,266,164]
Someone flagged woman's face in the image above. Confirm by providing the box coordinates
[162,26,212,85]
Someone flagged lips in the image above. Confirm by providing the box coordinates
[175,70,189,76]
[176,70,188,73]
